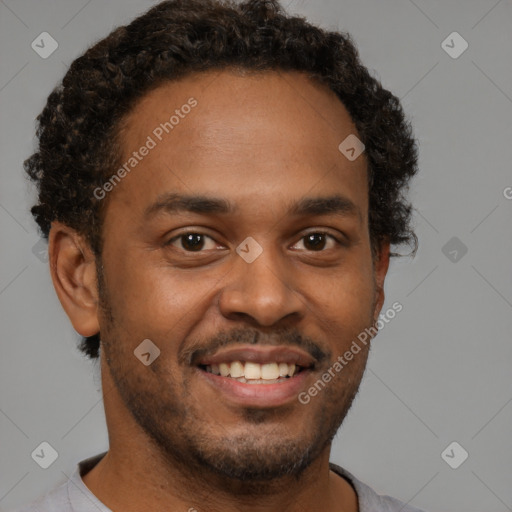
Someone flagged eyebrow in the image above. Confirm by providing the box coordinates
[145,192,361,222]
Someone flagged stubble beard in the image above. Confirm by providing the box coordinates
[96,261,371,488]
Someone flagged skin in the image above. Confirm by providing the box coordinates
[49,69,390,512]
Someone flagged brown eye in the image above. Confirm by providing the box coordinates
[167,233,217,252]
[304,233,327,251]
[292,232,340,252]
[180,233,204,251]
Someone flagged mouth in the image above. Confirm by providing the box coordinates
[194,345,315,407]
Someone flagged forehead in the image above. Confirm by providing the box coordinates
[110,69,368,222]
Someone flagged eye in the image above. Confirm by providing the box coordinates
[166,232,220,252]
[165,230,342,254]
[291,232,340,252]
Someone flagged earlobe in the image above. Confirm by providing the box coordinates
[48,222,100,337]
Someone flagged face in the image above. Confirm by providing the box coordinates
[96,69,388,481]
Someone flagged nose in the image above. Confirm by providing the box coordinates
[218,244,306,327]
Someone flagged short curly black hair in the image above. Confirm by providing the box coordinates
[25,0,419,359]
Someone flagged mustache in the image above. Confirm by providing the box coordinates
[181,327,330,367]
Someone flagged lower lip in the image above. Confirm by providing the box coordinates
[197,368,311,408]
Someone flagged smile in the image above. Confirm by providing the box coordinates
[195,345,315,406]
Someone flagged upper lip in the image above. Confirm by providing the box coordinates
[195,345,316,368]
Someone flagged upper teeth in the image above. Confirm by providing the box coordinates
[205,361,297,380]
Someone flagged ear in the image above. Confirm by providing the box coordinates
[372,238,391,323]
[48,221,100,337]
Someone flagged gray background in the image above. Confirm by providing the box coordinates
[1,0,511,511]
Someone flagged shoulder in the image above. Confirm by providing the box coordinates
[8,452,108,512]
[7,480,71,512]
[329,462,428,512]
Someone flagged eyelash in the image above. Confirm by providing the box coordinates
[165,230,343,253]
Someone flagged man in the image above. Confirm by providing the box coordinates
[16,0,423,510]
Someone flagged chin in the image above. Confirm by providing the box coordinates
[190,436,320,481]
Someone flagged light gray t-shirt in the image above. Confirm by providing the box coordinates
[11,452,426,512]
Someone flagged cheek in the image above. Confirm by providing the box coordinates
[302,258,376,345]
[102,233,376,345]
[101,252,223,343]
